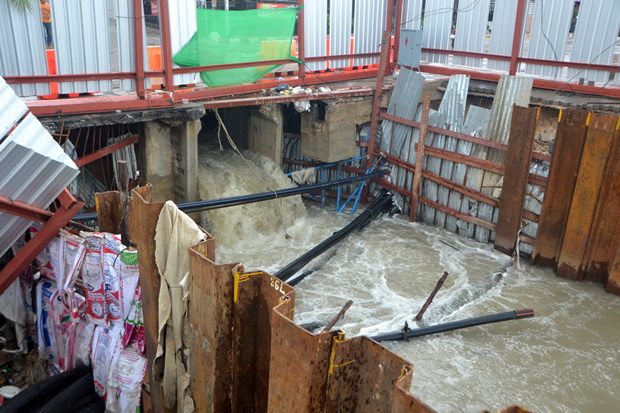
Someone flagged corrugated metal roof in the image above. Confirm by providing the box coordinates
[0,77,28,140]
[0,76,79,257]
[0,1,50,97]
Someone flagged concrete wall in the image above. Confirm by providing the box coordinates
[300,97,375,163]
[143,119,202,203]
[248,104,284,166]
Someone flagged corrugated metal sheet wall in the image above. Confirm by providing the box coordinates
[353,0,388,67]
[168,0,198,86]
[0,1,50,97]
[329,0,353,69]
[0,76,79,257]
[453,0,492,68]
[304,0,328,71]
[421,0,453,64]
[51,0,112,94]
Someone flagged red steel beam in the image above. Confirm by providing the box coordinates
[419,64,620,98]
[74,134,140,168]
[28,69,382,116]
[366,31,392,166]
[0,196,53,222]
[0,190,83,293]
[133,0,146,98]
[422,48,620,72]
[393,0,404,67]
[510,0,528,75]
[201,86,390,109]
[159,0,175,91]
[298,0,306,79]
[420,197,496,231]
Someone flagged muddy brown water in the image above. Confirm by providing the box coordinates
[199,149,620,413]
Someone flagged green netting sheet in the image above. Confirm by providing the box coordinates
[173,8,299,87]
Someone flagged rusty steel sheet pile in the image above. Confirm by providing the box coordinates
[125,185,529,413]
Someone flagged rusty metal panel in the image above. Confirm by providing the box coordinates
[325,336,418,413]
[95,191,122,234]
[127,186,170,412]
[494,106,537,255]
[607,241,620,296]
[582,124,620,283]
[533,110,588,267]
[557,113,617,280]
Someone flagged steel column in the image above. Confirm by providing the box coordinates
[509,0,527,75]
[297,0,305,79]
[0,189,83,293]
[393,0,404,67]
[159,0,175,91]
[132,0,146,97]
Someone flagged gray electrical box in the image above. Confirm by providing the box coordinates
[398,29,422,68]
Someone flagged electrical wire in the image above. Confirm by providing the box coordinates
[400,0,482,29]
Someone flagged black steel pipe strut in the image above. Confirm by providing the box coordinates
[73,169,388,222]
[370,309,535,342]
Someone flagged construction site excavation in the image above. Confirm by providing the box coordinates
[1,1,619,412]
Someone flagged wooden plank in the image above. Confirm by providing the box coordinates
[494,106,537,255]
[533,109,589,267]
[409,92,431,221]
[556,113,617,280]
[582,124,620,282]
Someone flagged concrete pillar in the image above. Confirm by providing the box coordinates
[172,119,201,202]
[143,118,201,203]
[248,104,283,166]
[143,120,175,202]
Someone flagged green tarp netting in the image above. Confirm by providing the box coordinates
[173,8,299,87]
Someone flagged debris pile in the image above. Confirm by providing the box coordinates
[0,229,146,411]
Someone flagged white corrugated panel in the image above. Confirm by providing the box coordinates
[421,0,453,64]
[51,0,112,94]
[0,77,28,140]
[115,0,150,91]
[402,0,423,30]
[304,0,328,71]
[453,0,492,68]
[0,1,50,97]
[169,0,198,85]
[525,0,574,78]
[488,0,522,71]
[353,0,387,67]
[569,0,620,84]
[0,76,79,257]
[329,0,353,69]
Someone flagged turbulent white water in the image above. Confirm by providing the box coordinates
[198,148,620,413]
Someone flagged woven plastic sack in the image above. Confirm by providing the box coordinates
[173,8,299,87]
